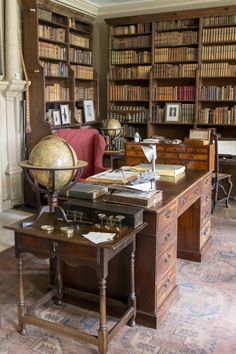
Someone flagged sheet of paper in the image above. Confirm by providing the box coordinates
[83,232,116,244]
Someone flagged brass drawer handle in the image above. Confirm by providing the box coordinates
[164,233,171,242]
[164,209,172,218]
[164,253,171,263]
[163,279,170,288]
[181,196,187,204]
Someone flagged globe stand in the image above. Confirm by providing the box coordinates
[100,127,124,151]
[19,161,87,228]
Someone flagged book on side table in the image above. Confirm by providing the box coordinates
[130,164,185,177]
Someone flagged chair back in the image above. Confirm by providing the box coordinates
[55,128,106,178]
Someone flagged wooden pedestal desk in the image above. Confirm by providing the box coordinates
[6,215,144,354]
[61,170,212,329]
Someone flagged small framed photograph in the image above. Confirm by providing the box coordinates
[83,100,95,123]
[60,104,70,125]
[52,110,61,126]
[75,108,83,124]
[165,103,181,123]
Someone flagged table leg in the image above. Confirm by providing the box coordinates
[128,241,136,327]
[17,255,26,335]
[98,277,108,354]
[54,255,63,306]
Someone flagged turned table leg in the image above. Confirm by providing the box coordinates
[128,240,136,327]
[17,255,26,335]
[98,277,108,354]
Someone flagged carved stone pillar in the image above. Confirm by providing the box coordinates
[0,0,26,211]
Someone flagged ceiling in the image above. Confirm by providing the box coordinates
[58,0,236,17]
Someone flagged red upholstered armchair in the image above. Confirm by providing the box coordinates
[55,128,106,178]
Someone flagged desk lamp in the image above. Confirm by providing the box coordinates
[141,143,159,187]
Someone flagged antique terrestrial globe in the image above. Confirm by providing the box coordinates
[100,118,123,150]
[20,135,87,227]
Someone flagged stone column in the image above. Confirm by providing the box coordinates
[0,0,26,210]
[0,0,4,79]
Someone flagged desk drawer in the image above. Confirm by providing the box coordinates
[156,241,177,282]
[202,174,212,192]
[178,182,202,212]
[179,153,208,161]
[200,219,211,249]
[156,221,177,256]
[186,147,208,154]
[201,189,211,208]
[201,203,211,224]
[158,152,178,159]
[126,156,147,166]
[164,145,185,152]
[158,201,178,231]
[156,265,176,310]
[16,234,97,261]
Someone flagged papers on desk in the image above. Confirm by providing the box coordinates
[83,232,116,244]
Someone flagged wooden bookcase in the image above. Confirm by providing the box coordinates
[22,0,99,150]
[105,5,236,142]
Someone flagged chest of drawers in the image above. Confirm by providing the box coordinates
[125,142,215,172]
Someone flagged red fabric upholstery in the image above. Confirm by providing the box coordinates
[55,128,106,178]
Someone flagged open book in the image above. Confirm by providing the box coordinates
[86,169,140,184]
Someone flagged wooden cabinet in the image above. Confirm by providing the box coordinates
[125,142,215,171]
[106,6,236,142]
[22,0,99,150]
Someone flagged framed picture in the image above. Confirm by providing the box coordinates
[165,103,181,123]
[83,100,95,123]
[75,108,83,124]
[60,104,70,125]
[189,128,211,140]
[52,110,61,126]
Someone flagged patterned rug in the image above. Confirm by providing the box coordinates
[0,216,235,354]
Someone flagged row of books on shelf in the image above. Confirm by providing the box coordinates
[151,103,194,123]
[111,50,151,65]
[69,48,92,65]
[109,84,149,101]
[199,85,236,101]
[114,136,125,150]
[110,65,151,80]
[198,106,236,124]
[202,15,236,27]
[71,64,93,79]
[68,19,90,33]
[38,8,53,22]
[38,25,66,42]
[202,26,236,43]
[69,33,90,49]
[111,23,151,36]
[40,61,68,77]
[202,45,236,61]
[154,47,198,63]
[45,84,69,101]
[154,30,198,47]
[109,109,148,123]
[111,35,151,49]
[152,85,195,101]
[153,63,197,78]
[200,63,236,77]
[75,87,94,101]
[156,19,198,31]
[39,42,66,60]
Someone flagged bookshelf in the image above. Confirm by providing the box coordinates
[107,21,152,147]
[106,6,236,141]
[22,0,99,150]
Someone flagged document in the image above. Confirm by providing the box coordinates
[83,232,116,244]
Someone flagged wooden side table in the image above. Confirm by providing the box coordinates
[6,214,144,354]
[103,150,125,169]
